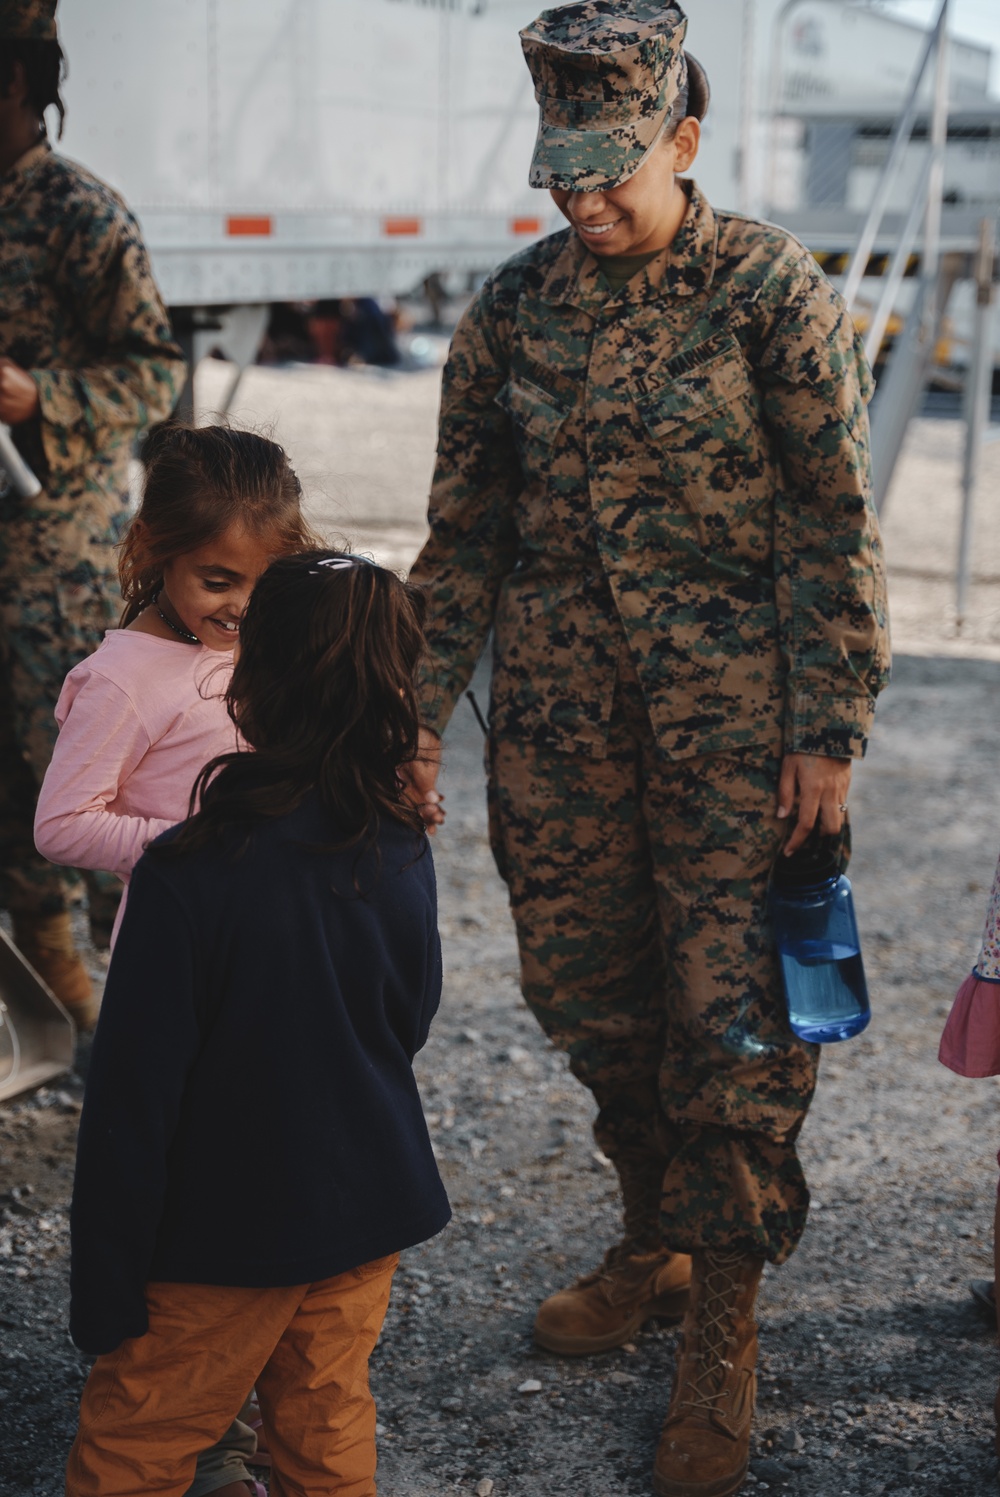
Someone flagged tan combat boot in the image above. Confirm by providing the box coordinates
[534,1242,692,1354]
[13,912,98,1031]
[534,1148,691,1355]
[654,1249,764,1497]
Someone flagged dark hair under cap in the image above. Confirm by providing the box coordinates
[663,49,709,141]
[685,51,710,121]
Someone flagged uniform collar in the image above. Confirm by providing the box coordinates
[540,179,719,315]
[0,137,51,213]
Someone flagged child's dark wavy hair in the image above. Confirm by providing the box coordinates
[119,423,319,626]
[159,551,427,858]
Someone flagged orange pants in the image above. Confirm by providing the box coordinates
[66,1254,399,1497]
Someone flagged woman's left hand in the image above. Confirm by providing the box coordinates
[777,753,852,855]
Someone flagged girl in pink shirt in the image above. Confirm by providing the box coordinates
[35,422,318,1497]
[36,423,317,948]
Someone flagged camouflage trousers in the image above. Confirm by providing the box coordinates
[0,488,125,921]
[486,654,820,1266]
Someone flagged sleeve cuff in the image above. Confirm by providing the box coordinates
[785,690,876,759]
[417,658,477,739]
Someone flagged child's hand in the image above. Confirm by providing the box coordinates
[401,726,446,835]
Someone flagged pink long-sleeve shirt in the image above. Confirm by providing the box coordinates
[35,631,240,940]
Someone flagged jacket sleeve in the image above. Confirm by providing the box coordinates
[407,289,522,736]
[31,200,186,482]
[34,669,175,878]
[69,856,201,1355]
[756,255,890,758]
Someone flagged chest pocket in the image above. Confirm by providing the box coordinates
[496,377,570,471]
[631,335,773,531]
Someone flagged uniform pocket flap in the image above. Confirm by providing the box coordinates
[496,378,569,445]
[633,341,753,439]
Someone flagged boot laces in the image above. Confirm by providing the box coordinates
[576,1240,666,1292]
[576,1243,641,1289]
[676,1250,745,1416]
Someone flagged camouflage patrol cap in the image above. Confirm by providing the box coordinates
[521,1,688,192]
[0,0,58,40]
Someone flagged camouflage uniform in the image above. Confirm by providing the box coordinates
[0,138,185,916]
[411,158,888,1263]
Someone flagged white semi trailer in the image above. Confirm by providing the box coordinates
[57,0,560,313]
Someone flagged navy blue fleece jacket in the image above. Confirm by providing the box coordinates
[69,796,449,1355]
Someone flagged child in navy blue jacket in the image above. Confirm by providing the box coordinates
[66,551,450,1497]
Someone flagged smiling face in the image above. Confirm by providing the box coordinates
[549,115,700,257]
[158,524,278,652]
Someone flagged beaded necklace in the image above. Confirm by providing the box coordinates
[154,593,199,645]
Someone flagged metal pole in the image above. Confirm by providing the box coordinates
[765,0,799,219]
[870,253,961,515]
[863,151,932,368]
[841,0,947,310]
[738,0,757,216]
[922,0,949,300]
[956,218,996,628]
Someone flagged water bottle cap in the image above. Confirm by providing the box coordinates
[772,841,841,893]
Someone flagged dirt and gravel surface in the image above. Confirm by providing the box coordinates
[2,360,1000,1495]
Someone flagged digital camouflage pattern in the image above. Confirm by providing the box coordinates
[411,181,889,763]
[411,179,888,1262]
[521,1,688,190]
[0,140,185,914]
[487,646,815,1265]
[0,0,57,40]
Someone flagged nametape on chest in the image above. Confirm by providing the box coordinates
[631,335,753,438]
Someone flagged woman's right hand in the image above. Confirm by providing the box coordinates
[402,726,446,834]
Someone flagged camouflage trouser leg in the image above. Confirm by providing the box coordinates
[486,668,820,1266]
[0,493,125,921]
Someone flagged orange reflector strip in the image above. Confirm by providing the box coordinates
[383,217,422,237]
[226,216,273,237]
[511,217,542,235]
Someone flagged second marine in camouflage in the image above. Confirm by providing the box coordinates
[409,3,889,1495]
[0,0,185,1018]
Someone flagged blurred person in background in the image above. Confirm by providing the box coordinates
[406,3,889,1494]
[0,0,184,1024]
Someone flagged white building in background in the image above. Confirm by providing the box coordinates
[757,1,998,222]
[481,0,998,221]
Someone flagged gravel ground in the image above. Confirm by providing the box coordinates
[2,362,1000,1495]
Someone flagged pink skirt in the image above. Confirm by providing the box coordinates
[939,970,1000,1077]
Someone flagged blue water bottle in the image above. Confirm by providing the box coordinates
[769,837,871,1044]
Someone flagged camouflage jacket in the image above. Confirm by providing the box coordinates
[0,140,185,529]
[410,182,889,761]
